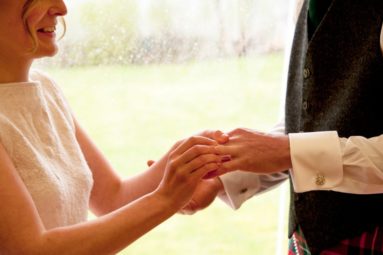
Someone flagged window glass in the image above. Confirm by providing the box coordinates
[35,0,293,254]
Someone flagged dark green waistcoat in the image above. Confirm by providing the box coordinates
[285,0,383,254]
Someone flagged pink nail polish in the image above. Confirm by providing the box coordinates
[203,170,218,179]
[221,155,231,163]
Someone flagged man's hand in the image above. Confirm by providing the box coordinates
[196,129,229,144]
[213,128,292,176]
[178,177,224,215]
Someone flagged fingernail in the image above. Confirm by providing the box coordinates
[221,155,231,163]
[203,170,218,179]
[220,134,229,143]
[215,130,223,135]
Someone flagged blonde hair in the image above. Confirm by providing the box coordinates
[22,0,66,53]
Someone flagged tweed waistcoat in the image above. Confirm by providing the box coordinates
[285,0,383,254]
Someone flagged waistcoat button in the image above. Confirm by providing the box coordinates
[302,101,308,110]
[303,68,311,79]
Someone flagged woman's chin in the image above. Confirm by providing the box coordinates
[34,48,59,59]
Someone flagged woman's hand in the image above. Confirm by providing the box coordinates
[178,177,224,215]
[154,136,222,211]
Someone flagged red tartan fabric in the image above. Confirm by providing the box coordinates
[288,227,311,255]
[288,226,383,255]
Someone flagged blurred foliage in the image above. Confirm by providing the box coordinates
[78,0,139,65]
[51,0,139,66]
[38,0,289,67]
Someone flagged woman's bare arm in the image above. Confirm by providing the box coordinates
[0,135,219,254]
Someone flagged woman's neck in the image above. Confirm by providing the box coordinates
[0,57,33,83]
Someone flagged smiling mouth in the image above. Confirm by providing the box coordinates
[37,26,56,33]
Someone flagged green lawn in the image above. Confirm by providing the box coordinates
[41,53,289,255]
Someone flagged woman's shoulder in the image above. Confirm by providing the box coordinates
[29,69,65,97]
[29,69,56,87]
[29,69,75,128]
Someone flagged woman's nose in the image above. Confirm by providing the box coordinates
[48,0,68,17]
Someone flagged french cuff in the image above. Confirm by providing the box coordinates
[218,171,261,210]
[289,131,343,192]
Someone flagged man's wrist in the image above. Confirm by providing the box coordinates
[277,135,292,170]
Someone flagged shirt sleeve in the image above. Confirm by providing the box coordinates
[219,122,383,209]
[218,119,289,209]
[289,131,383,194]
[219,171,288,209]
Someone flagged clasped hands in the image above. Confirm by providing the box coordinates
[176,128,292,214]
[150,128,292,214]
[213,128,292,176]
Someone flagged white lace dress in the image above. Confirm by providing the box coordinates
[0,70,93,229]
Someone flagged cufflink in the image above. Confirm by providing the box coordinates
[315,173,325,186]
[239,188,248,194]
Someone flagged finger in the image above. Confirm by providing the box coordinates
[179,208,196,215]
[215,144,238,157]
[179,201,198,215]
[172,136,218,157]
[203,170,219,179]
[202,153,231,175]
[191,162,221,181]
[200,130,229,144]
[202,155,231,178]
[167,153,219,181]
[220,159,239,172]
[203,168,228,179]
[177,145,219,164]
[178,208,195,215]
[220,155,232,163]
[204,158,240,178]
[227,128,249,136]
[186,154,220,174]
[213,130,229,144]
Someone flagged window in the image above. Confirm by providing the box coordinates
[35,0,295,254]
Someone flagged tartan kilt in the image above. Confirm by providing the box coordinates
[288,226,383,255]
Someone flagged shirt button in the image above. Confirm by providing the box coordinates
[315,173,325,186]
[303,68,311,79]
[302,101,308,110]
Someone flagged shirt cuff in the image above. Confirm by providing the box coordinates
[218,171,261,209]
[289,131,343,192]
